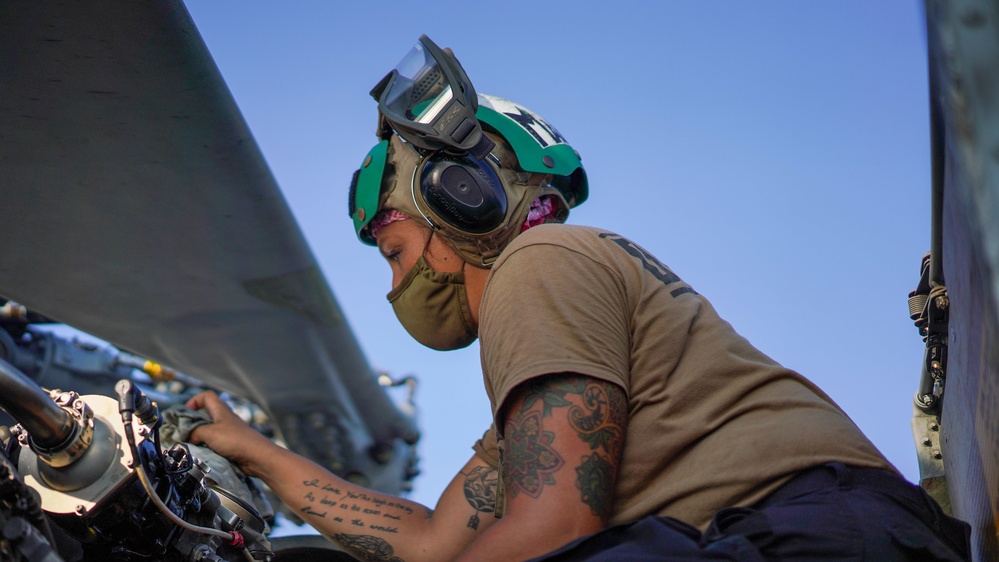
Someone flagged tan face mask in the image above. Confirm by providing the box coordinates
[387,255,477,351]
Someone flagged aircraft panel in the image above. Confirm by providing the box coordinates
[926,0,999,559]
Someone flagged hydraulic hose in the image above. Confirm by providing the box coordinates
[0,358,74,449]
[928,39,945,290]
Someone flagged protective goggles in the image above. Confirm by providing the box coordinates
[369,35,482,153]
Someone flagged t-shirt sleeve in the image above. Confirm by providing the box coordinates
[472,425,500,468]
[479,240,632,419]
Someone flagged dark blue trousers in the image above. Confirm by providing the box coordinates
[532,463,971,561]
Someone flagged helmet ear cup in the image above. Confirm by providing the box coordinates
[418,152,507,234]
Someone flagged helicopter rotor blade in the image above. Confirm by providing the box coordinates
[0,1,417,492]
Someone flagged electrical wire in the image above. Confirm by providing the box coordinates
[122,415,236,543]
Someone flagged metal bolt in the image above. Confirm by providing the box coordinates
[542,155,555,168]
[194,457,209,470]
[929,423,939,432]
[922,437,933,447]
[75,504,87,516]
[934,295,949,310]
[932,450,943,460]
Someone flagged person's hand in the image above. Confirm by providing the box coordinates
[185,390,276,476]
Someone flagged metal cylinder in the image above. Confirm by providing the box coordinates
[0,357,73,449]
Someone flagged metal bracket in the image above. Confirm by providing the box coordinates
[911,405,952,515]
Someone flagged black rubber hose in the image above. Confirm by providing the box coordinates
[927,3,945,289]
[0,357,73,449]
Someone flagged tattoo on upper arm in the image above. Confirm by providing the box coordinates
[569,381,627,458]
[576,452,615,517]
[333,533,404,562]
[520,376,587,417]
[506,375,627,517]
[504,410,565,498]
[461,466,498,530]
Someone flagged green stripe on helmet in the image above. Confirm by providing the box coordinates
[475,96,588,207]
[351,139,389,245]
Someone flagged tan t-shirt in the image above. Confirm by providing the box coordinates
[472,224,894,530]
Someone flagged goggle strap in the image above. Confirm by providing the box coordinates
[469,133,495,161]
[376,112,394,141]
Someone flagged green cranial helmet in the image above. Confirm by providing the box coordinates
[348,93,588,265]
[350,34,587,264]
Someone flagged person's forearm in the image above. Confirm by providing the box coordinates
[252,445,439,561]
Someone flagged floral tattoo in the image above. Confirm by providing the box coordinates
[505,375,626,517]
[503,409,564,498]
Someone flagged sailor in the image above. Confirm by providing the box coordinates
[189,35,971,561]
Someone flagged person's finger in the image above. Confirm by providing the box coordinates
[185,390,215,410]
[188,424,208,445]
[187,391,237,425]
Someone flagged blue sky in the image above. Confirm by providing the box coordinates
[183,1,932,516]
